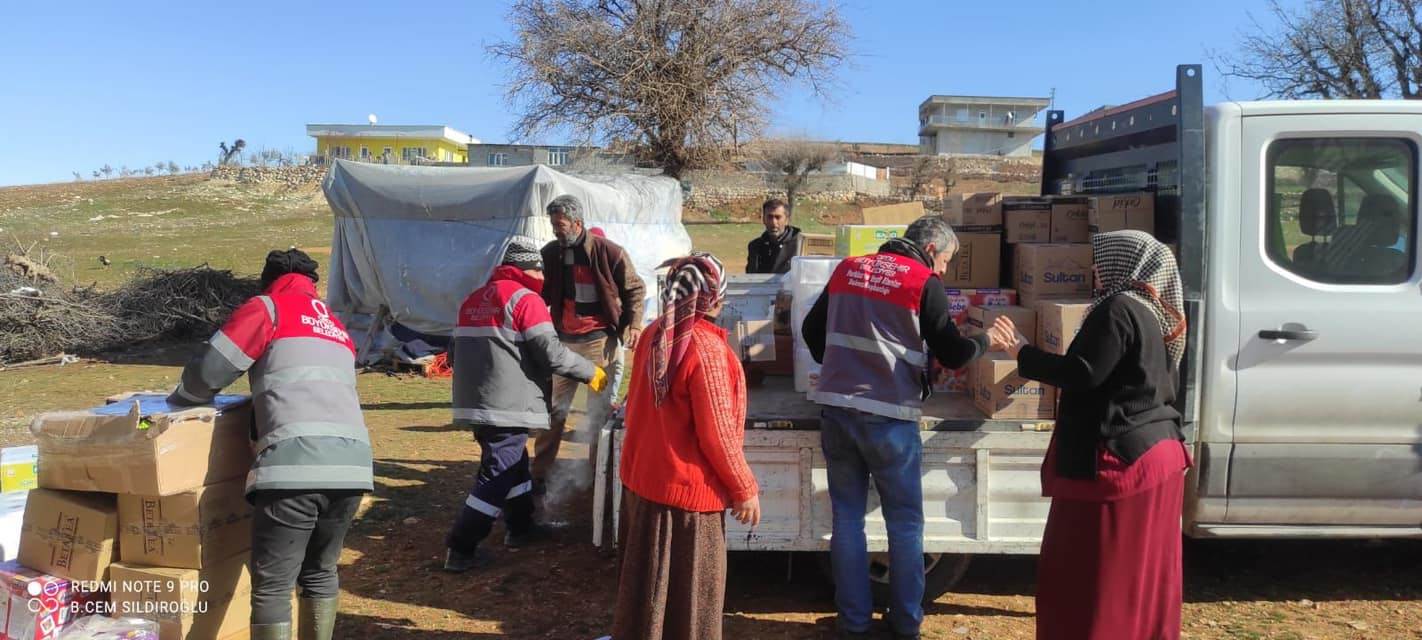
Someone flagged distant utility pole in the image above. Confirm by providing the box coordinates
[1048,87,1056,111]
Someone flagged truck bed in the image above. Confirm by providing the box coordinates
[594,377,1056,554]
[745,377,1054,433]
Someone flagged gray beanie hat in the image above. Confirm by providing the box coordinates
[502,235,544,271]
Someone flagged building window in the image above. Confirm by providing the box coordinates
[382,147,393,162]
[329,145,350,160]
[1266,137,1415,284]
[488,152,508,166]
[402,147,428,162]
[360,146,370,160]
[1008,132,1015,138]
[547,148,570,166]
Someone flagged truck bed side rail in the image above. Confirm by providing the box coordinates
[1039,64,1206,432]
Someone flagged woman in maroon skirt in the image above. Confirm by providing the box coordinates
[990,230,1191,640]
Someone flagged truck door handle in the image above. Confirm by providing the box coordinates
[1258,329,1318,342]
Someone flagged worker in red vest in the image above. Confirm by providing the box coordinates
[801,216,1010,640]
[169,249,372,640]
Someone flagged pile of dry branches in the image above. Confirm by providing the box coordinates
[0,265,261,365]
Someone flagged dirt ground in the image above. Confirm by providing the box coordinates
[2,176,1419,639]
[1,354,1418,640]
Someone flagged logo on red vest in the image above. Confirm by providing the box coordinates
[301,299,350,342]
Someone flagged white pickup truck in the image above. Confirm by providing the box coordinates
[594,64,1422,603]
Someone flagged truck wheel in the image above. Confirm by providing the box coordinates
[815,552,973,606]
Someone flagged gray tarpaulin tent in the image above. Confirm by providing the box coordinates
[321,160,690,358]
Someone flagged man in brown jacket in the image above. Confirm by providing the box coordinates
[536,194,647,492]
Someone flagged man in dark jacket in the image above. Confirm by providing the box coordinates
[445,236,607,571]
[800,217,1010,640]
[746,198,802,274]
[536,195,646,489]
[168,249,372,640]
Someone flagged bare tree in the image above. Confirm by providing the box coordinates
[92,170,101,180]
[72,171,82,182]
[167,161,181,175]
[100,165,114,179]
[907,155,956,199]
[219,139,247,166]
[143,166,155,176]
[489,0,849,178]
[120,166,131,178]
[1215,0,1422,99]
[757,139,839,214]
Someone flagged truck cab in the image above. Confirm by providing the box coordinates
[1043,66,1422,537]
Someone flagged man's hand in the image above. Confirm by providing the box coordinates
[588,366,609,393]
[624,326,643,350]
[988,316,1027,358]
[731,496,761,527]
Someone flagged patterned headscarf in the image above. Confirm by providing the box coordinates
[1090,230,1187,368]
[651,252,727,405]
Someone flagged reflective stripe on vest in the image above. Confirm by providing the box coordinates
[453,407,548,429]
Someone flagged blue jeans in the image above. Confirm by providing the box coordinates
[820,406,925,636]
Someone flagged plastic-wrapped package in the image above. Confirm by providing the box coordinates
[787,257,841,392]
[58,616,159,640]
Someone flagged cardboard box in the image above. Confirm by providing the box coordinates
[1089,192,1156,234]
[110,554,252,640]
[959,192,1004,230]
[965,305,1036,345]
[18,490,116,583]
[0,560,85,640]
[30,396,253,496]
[118,479,251,571]
[730,320,777,363]
[941,233,1001,289]
[1,447,38,495]
[1015,243,1092,301]
[1050,196,1090,244]
[939,194,964,226]
[861,201,925,225]
[933,289,1018,393]
[943,289,1018,325]
[1035,299,1092,355]
[796,233,836,258]
[973,355,1056,420]
[835,225,906,257]
[1002,197,1053,244]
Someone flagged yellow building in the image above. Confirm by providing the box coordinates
[306,124,479,164]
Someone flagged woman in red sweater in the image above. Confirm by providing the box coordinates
[612,253,760,640]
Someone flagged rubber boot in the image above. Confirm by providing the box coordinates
[298,597,338,640]
[250,622,292,640]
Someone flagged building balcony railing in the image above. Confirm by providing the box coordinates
[919,115,1042,129]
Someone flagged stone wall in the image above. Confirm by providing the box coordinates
[208,164,327,187]
[683,170,890,211]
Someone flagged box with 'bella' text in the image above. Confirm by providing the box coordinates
[18,489,117,584]
[118,478,252,570]
[941,233,1001,289]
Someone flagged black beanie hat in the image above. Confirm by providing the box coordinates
[260,249,319,288]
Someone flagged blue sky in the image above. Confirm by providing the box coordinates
[0,0,1287,187]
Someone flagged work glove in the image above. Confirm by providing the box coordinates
[588,366,609,393]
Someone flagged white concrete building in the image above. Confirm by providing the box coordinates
[918,95,1050,157]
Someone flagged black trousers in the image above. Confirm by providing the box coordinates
[250,490,363,625]
[446,425,535,553]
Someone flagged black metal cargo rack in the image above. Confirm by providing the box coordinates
[1039,64,1207,431]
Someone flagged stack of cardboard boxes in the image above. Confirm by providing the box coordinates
[11,394,262,640]
[772,189,1162,421]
